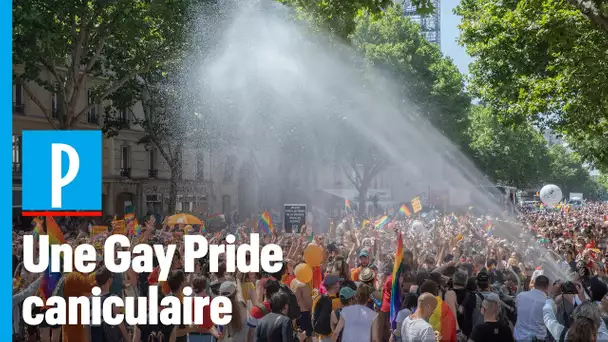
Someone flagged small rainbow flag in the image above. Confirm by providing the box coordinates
[345,199,352,212]
[390,231,404,328]
[399,204,412,217]
[259,210,273,234]
[485,221,494,236]
[200,221,207,234]
[375,215,390,230]
[33,217,44,240]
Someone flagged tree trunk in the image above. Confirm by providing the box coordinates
[358,186,368,218]
[167,143,183,214]
[59,107,75,130]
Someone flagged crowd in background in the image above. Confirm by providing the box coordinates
[11,201,608,342]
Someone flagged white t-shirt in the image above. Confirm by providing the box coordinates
[400,316,436,342]
[340,304,378,342]
[396,309,412,324]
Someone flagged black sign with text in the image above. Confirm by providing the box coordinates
[284,204,306,233]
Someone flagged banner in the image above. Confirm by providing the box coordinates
[91,225,108,236]
[411,197,423,213]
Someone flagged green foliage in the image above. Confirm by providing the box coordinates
[455,0,608,172]
[544,145,603,199]
[13,0,195,129]
[468,105,549,189]
[350,5,471,149]
[276,0,436,40]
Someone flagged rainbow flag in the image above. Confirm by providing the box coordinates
[32,217,44,240]
[38,217,65,307]
[200,221,207,234]
[429,296,457,342]
[46,216,66,245]
[259,210,273,234]
[485,221,493,232]
[390,231,404,328]
[345,199,352,212]
[375,215,390,230]
[399,204,412,217]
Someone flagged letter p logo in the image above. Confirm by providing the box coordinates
[51,143,80,208]
[22,130,102,215]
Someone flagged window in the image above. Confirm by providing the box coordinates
[87,89,98,124]
[13,82,24,114]
[223,155,236,182]
[12,135,21,173]
[148,148,157,178]
[119,107,129,128]
[196,151,204,180]
[120,145,130,177]
[51,91,58,118]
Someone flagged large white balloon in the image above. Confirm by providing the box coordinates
[410,220,426,234]
[540,184,562,206]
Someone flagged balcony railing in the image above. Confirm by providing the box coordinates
[120,168,131,177]
[12,163,21,174]
[148,169,158,178]
[118,118,130,129]
[13,104,25,115]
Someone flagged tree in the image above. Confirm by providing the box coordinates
[468,105,549,189]
[13,0,195,129]
[544,145,600,198]
[276,0,436,40]
[350,5,471,149]
[103,67,230,214]
[455,0,608,172]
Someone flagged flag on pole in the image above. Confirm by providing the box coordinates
[259,210,273,234]
[345,199,352,212]
[399,204,412,217]
[390,231,404,328]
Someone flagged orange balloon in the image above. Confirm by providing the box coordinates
[295,263,313,283]
[303,244,324,267]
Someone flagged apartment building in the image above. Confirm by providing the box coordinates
[12,66,257,219]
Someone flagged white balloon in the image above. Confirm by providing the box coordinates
[539,184,562,206]
[410,220,426,233]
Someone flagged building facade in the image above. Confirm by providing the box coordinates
[12,66,257,219]
[401,0,441,48]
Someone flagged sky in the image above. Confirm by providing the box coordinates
[440,0,472,75]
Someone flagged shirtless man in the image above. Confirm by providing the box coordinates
[293,279,313,341]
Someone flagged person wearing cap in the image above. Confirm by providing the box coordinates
[211,281,247,342]
[331,284,379,342]
[330,286,357,342]
[312,275,344,341]
[351,250,372,282]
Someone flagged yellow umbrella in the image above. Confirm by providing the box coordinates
[167,213,203,226]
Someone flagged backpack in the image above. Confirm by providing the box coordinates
[100,293,123,342]
[278,283,301,320]
[312,295,333,335]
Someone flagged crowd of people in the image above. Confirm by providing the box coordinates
[11,201,608,342]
